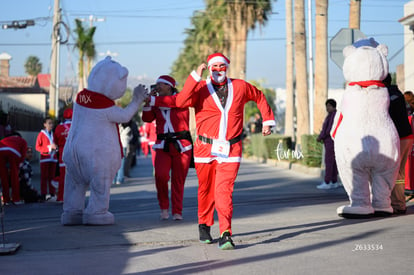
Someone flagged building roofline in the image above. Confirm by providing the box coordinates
[399,13,414,25]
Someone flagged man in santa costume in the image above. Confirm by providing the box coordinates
[143,75,192,221]
[0,132,27,204]
[175,53,275,250]
[53,108,73,202]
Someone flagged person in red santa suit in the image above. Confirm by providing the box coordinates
[53,108,73,202]
[142,75,193,220]
[0,132,27,204]
[35,116,58,201]
[139,124,149,157]
[175,53,275,250]
[146,121,157,165]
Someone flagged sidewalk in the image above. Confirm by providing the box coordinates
[1,156,413,275]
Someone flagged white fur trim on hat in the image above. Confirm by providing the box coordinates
[207,53,230,67]
[208,56,228,67]
[157,78,173,87]
[156,75,176,87]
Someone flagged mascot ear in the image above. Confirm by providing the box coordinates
[118,66,128,80]
[343,45,355,58]
[377,44,388,57]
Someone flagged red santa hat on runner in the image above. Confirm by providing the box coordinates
[156,75,176,88]
[207,53,230,67]
[63,108,73,119]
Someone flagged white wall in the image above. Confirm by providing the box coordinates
[0,93,46,114]
[403,1,414,92]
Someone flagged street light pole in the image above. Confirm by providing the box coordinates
[307,0,314,134]
[49,0,60,119]
[88,15,105,27]
[2,20,35,30]
[55,22,61,118]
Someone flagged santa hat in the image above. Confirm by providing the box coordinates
[156,75,176,88]
[63,108,73,119]
[207,53,230,67]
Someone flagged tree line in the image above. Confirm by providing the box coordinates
[23,0,365,147]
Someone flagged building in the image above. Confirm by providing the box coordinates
[399,1,414,92]
[0,52,74,131]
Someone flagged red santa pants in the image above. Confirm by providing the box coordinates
[154,144,192,215]
[141,142,149,157]
[40,161,57,196]
[195,161,240,235]
[0,150,21,203]
[57,164,66,201]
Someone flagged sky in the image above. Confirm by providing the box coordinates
[0,0,411,90]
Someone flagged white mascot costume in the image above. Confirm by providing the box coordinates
[333,38,400,218]
[61,56,147,225]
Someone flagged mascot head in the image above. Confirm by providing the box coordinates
[342,37,389,83]
[87,56,128,100]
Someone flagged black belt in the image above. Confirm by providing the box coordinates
[198,134,242,145]
[157,131,193,152]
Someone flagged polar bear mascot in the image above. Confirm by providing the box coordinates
[332,38,400,218]
[61,56,147,225]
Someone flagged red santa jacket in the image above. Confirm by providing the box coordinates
[142,95,192,153]
[144,121,157,146]
[53,120,72,164]
[139,125,148,143]
[175,72,275,163]
[35,130,57,163]
[0,136,27,163]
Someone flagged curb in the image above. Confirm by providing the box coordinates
[243,156,323,177]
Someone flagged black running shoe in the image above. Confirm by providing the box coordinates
[218,231,235,250]
[393,208,407,215]
[199,224,213,244]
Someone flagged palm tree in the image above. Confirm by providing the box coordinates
[85,36,97,78]
[74,19,96,90]
[171,2,228,86]
[24,55,42,76]
[225,0,272,79]
[349,0,361,29]
[284,0,295,141]
[294,0,310,145]
[314,0,328,134]
[172,0,272,83]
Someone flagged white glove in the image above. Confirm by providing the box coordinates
[133,84,149,102]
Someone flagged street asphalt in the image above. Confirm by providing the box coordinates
[1,155,413,275]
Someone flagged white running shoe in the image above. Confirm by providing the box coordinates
[160,209,169,220]
[46,195,57,202]
[173,214,183,220]
[330,182,339,189]
[317,182,331,189]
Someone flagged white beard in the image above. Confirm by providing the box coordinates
[210,69,227,84]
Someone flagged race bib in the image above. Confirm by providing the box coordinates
[211,139,230,158]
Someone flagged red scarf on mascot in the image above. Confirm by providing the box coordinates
[332,80,386,138]
[76,89,124,157]
[348,80,385,88]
